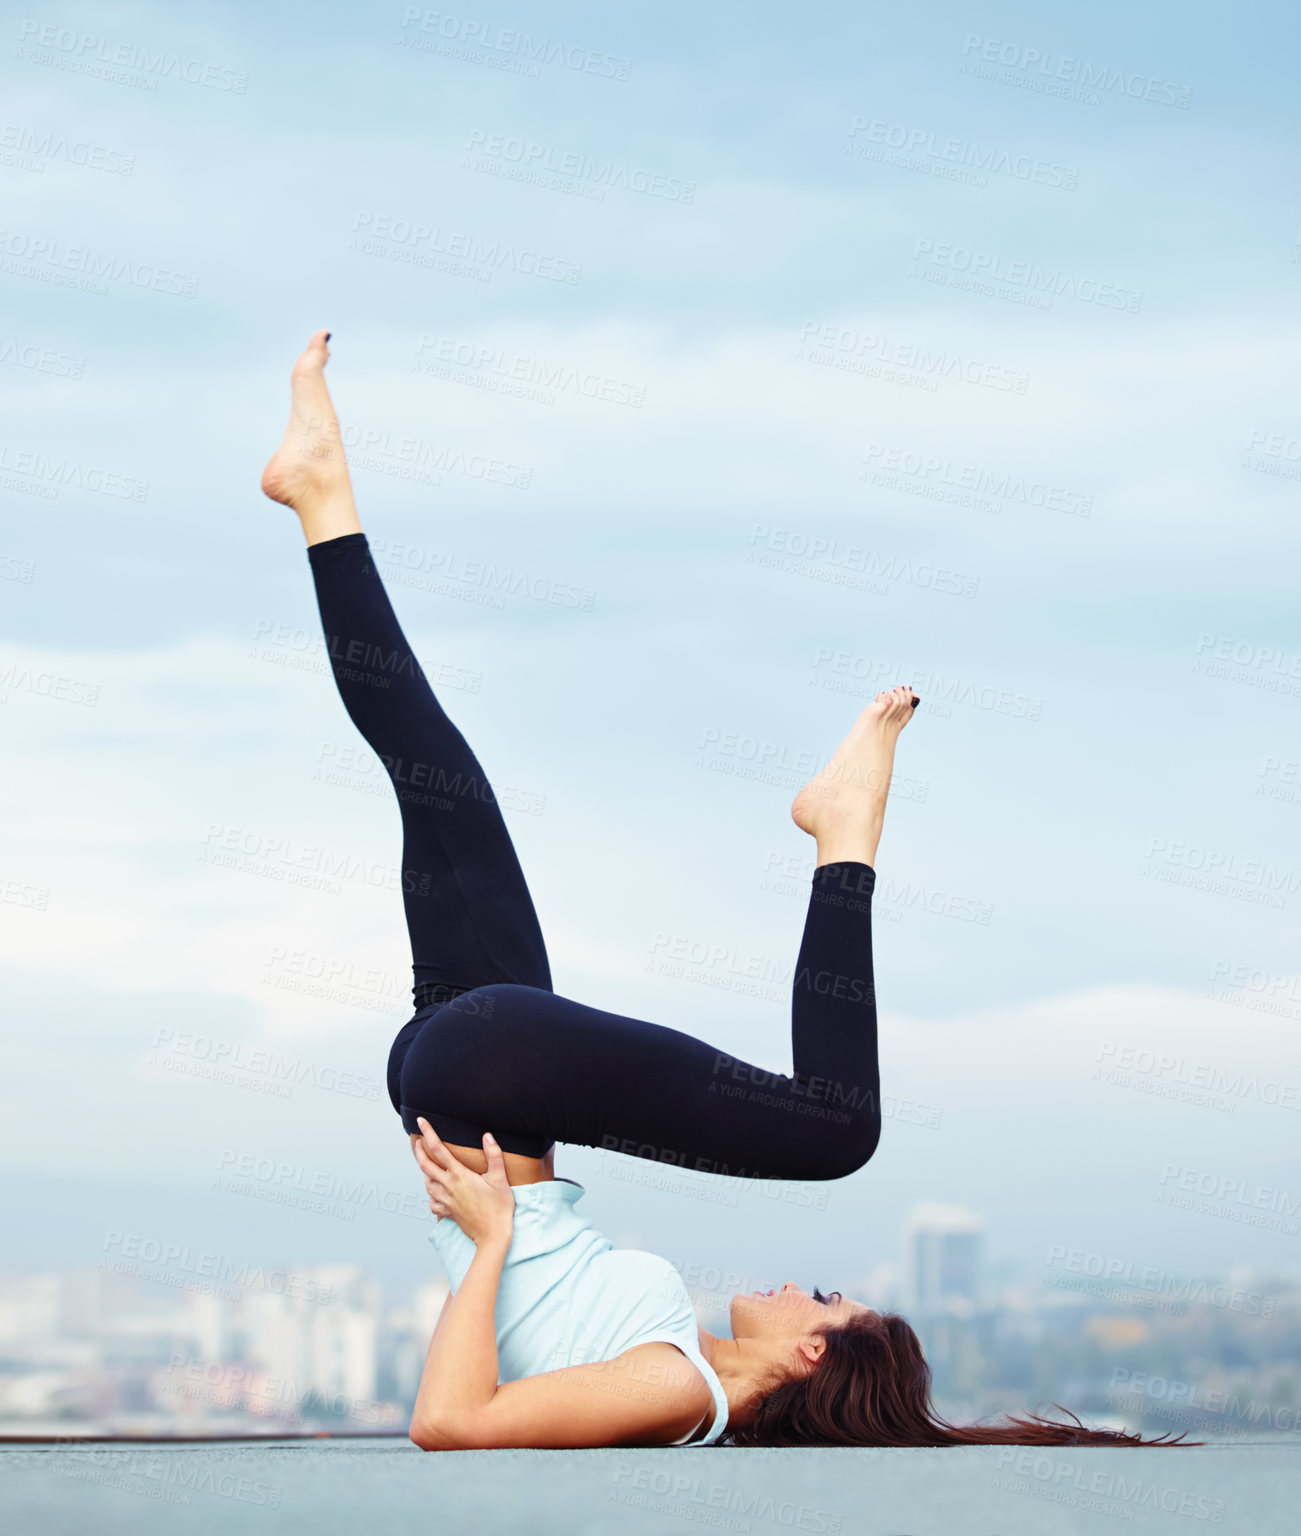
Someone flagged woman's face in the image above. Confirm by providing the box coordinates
[730,1281,872,1340]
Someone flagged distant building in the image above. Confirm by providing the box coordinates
[381,1280,450,1407]
[243,1264,381,1412]
[904,1203,983,1316]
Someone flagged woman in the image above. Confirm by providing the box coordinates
[261,332,1180,1451]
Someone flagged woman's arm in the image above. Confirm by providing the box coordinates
[407,1121,514,1444]
[413,1339,714,1451]
[411,1230,512,1445]
[407,1121,714,1451]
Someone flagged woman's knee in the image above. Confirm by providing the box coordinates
[814,1110,881,1181]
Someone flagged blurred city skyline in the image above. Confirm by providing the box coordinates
[4,1196,1297,1440]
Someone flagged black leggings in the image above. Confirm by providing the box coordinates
[308,533,881,1181]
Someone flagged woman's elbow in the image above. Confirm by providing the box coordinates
[408,1420,438,1452]
[409,1414,457,1451]
[409,1412,488,1452]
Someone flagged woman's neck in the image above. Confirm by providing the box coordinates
[697,1329,769,1424]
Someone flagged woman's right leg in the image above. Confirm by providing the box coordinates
[262,331,914,1183]
[305,533,553,1006]
[262,332,553,1168]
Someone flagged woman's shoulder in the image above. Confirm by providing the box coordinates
[614,1339,719,1444]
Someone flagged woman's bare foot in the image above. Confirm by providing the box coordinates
[260,329,363,545]
[791,685,918,868]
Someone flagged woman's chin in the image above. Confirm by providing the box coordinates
[728,1291,764,1335]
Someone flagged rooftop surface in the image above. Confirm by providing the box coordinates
[2,1439,1297,1534]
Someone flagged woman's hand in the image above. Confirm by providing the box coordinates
[412,1118,515,1248]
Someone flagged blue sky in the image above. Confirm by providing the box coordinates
[2,0,1299,1304]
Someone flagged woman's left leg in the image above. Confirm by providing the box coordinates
[399,858,881,1181]
[398,691,916,1182]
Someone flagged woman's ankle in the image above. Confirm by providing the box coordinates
[299,495,363,547]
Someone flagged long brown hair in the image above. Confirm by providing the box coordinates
[722,1310,1191,1448]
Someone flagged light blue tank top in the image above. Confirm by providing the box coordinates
[428,1178,729,1445]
